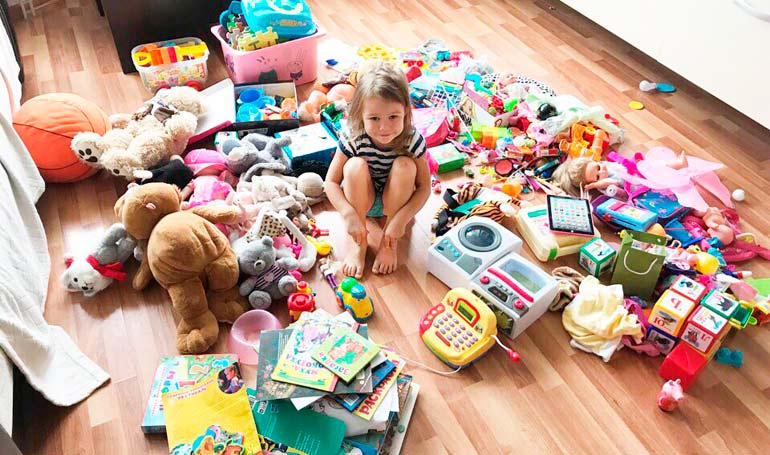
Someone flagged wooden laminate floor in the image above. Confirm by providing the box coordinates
[11,0,770,454]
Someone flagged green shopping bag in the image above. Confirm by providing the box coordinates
[610,230,667,300]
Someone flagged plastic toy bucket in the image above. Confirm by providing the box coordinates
[211,25,325,86]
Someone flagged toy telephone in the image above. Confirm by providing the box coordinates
[419,288,519,368]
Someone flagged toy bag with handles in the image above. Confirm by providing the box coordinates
[610,230,667,300]
[413,107,450,148]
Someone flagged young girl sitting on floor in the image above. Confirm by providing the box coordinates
[324,61,431,278]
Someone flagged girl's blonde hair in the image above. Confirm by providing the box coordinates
[552,157,592,197]
[348,61,413,153]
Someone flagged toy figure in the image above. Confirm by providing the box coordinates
[657,379,684,411]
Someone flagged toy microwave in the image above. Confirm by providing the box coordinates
[514,205,599,262]
[596,197,657,231]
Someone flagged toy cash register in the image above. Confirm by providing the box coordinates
[515,205,599,262]
[420,288,519,368]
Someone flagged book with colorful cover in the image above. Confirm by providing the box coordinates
[312,326,381,383]
[381,382,420,455]
[255,329,326,402]
[162,372,262,454]
[142,354,237,433]
[248,389,347,455]
[334,359,396,411]
[331,324,374,396]
[271,311,359,392]
[353,351,404,421]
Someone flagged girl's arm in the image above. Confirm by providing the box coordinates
[324,150,356,219]
[391,154,431,227]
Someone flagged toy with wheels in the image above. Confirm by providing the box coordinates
[242,0,316,40]
[336,277,374,322]
[12,93,107,183]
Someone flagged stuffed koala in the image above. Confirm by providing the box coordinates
[236,236,298,309]
[61,223,136,297]
[71,87,205,179]
[221,133,292,182]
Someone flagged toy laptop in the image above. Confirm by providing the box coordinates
[275,122,337,168]
[515,205,600,262]
[242,0,316,41]
[596,197,657,231]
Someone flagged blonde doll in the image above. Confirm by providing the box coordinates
[324,62,431,278]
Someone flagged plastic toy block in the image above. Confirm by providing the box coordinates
[503,97,518,112]
[578,238,616,277]
[669,275,707,302]
[680,305,730,354]
[646,326,678,355]
[701,289,740,320]
[648,290,697,337]
[659,343,708,391]
[480,126,510,149]
[470,122,484,141]
[729,304,754,329]
[715,347,743,367]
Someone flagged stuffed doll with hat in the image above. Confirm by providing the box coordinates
[114,183,248,354]
[61,223,136,297]
[180,148,237,209]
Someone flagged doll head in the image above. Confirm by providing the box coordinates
[552,157,611,196]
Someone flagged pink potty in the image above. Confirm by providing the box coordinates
[227,310,282,365]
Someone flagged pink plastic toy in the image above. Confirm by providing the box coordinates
[657,378,684,412]
[227,309,282,365]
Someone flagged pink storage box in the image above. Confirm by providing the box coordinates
[211,25,325,86]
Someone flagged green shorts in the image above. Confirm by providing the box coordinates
[366,192,384,218]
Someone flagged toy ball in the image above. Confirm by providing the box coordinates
[13,93,108,183]
[694,252,719,275]
[732,188,745,202]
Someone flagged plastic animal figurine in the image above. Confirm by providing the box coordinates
[657,378,684,412]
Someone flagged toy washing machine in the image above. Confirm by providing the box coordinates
[471,253,559,339]
[428,216,522,290]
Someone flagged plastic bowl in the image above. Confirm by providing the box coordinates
[227,310,282,365]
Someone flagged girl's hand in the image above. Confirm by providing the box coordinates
[344,212,367,245]
[384,216,406,243]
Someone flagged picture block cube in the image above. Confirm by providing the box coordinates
[649,290,697,337]
[669,275,707,302]
[646,326,678,355]
[680,305,730,354]
[579,238,616,277]
[700,289,740,320]
[659,342,708,391]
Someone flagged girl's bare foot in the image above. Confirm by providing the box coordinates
[372,235,398,275]
[342,235,367,279]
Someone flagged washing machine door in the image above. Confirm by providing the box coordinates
[458,221,501,252]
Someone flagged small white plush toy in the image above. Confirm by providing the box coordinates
[61,223,136,297]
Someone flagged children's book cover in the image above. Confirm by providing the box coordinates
[353,351,404,421]
[312,326,380,383]
[333,359,396,411]
[248,389,347,455]
[331,325,374,396]
[163,373,263,454]
[142,354,237,433]
[255,329,325,401]
[271,312,359,392]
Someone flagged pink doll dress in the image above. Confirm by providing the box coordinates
[186,175,234,208]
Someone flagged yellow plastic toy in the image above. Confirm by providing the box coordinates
[306,235,331,256]
[419,288,498,368]
[558,123,607,161]
[336,277,374,322]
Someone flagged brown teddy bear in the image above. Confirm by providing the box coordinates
[114,183,247,354]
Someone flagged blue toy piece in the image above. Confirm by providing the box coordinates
[715,347,743,367]
[656,83,676,93]
[242,0,316,41]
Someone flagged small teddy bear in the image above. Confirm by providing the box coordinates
[61,223,136,297]
[236,236,299,309]
[70,86,205,180]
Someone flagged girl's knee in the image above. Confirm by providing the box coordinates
[343,157,370,180]
[392,156,417,176]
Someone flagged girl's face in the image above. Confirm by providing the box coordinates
[584,161,609,183]
[362,96,405,148]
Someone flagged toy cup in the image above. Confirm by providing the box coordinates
[227,309,282,365]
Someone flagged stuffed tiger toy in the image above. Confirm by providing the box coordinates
[431,183,519,235]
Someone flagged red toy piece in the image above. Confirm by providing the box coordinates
[287,281,315,322]
[658,343,708,391]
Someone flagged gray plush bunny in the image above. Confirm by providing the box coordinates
[222,133,292,181]
[61,223,136,297]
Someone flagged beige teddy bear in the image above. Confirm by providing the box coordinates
[71,86,205,180]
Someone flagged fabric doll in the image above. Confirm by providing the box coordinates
[181,148,237,209]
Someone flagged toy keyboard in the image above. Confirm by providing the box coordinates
[419,288,497,368]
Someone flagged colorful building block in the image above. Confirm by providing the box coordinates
[578,238,616,277]
[669,275,707,302]
[480,126,511,149]
[646,326,678,355]
[659,342,709,391]
[649,290,697,337]
[680,305,730,355]
[700,289,740,320]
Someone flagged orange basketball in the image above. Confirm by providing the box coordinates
[13,93,109,183]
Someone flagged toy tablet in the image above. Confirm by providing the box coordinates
[547,195,595,236]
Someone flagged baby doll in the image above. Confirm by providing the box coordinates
[552,153,689,197]
[180,148,237,209]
